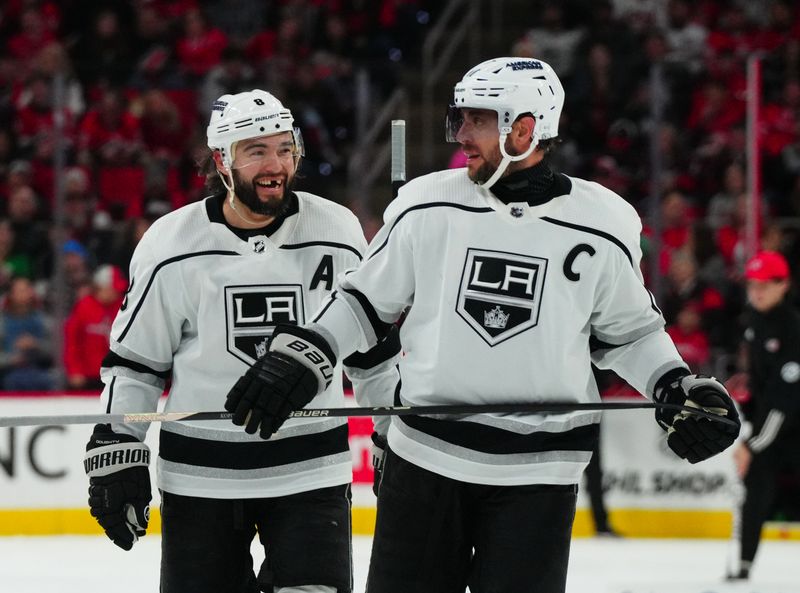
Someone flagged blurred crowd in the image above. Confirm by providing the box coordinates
[0,0,799,392]
[0,0,432,389]
[502,0,800,398]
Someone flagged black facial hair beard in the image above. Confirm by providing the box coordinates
[468,144,503,184]
[231,169,295,218]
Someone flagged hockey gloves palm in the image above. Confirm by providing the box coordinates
[225,324,336,439]
[84,424,151,551]
[654,371,741,464]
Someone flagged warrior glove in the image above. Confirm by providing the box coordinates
[84,424,151,551]
[225,324,336,439]
[654,370,741,464]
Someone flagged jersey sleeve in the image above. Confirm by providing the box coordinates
[589,246,687,397]
[343,325,401,436]
[99,235,184,440]
[312,209,415,358]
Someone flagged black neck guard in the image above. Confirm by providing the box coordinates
[488,160,571,206]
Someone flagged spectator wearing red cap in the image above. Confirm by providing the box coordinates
[63,264,126,390]
[727,250,800,581]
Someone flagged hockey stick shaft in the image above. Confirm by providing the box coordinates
[391,119,406,198]
[0,401,737,428]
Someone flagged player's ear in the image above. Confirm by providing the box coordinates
[511,115,536,151]
[212,150,229,174]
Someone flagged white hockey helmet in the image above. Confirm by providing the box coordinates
[206,89,304,170]
[446,57,565,188]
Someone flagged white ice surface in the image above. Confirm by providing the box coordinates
[0,535,797,592]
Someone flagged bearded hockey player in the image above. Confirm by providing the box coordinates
[224,59,741,593]
[83,89,400,593]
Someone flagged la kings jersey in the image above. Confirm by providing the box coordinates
[312,168,687,486]
[101,192,398,499]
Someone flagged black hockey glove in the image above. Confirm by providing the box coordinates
[371,432,387,497]
[225,324,337,439]
[84,424,151,551]
[653,370,741,464]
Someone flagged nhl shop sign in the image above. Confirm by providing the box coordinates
[225,284,305,364]
[456,248,547,346]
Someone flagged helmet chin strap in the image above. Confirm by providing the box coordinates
[478,133,538,190]
[217,160,263,227]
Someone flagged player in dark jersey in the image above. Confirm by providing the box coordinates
[727,251,800,581]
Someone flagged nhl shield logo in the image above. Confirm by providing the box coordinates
[225,284,305,365]
[456,249,547,346]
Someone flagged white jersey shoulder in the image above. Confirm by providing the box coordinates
[293,191,366,253]
[136,200,217,262]
[561,177,643,258]
[383,168,477,222]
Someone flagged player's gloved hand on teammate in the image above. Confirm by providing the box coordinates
[225,324,336,439]
[653,370,741,464]
[84,424,151,551]
[371,432,388,497]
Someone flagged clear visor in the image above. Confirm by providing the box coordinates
[445,105,464,143]
[230,128,304,170]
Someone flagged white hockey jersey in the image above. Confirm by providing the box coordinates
[100,192,399,499]
[312,168,687,486]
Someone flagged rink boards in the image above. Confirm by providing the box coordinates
[1,394,798,539]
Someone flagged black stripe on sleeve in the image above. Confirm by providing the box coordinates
[311,291,338,323]
[105,376,115,413]
[589,335,631,353]
[118,250,239,343]
[281,241,363,260]
[101,350,172,379]
[343,325,400,370]
[158,424,349,470]
[341,287,394,340]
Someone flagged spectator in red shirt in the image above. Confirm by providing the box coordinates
[63,264,126,390]
[77,88,142,166]
[6,7,57,70]
[662,249,727,347]
[175,7,228,79]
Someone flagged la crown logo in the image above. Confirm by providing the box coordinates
[484,306,510,329]
[456,248,547,346]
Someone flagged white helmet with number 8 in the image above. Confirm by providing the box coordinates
[206,89,304,171]
[446,57,565,188]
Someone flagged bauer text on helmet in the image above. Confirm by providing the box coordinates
[206,90,304,170]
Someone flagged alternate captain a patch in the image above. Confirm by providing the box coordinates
[225,284,305,364]
[456,248,547,346]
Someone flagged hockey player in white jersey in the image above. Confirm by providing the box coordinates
[82,90,400,593]
[224,59,741,592]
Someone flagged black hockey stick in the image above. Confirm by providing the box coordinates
[0,401,738,428]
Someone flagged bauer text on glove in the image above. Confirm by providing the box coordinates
[225,324,337,439]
